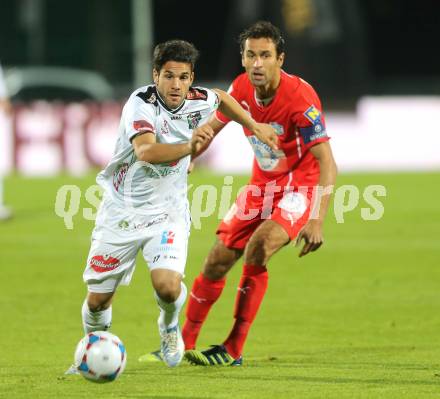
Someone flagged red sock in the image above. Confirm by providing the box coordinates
[182,273,226,350]
[223,264,268,359]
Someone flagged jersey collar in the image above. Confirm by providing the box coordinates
[155,86,186,114]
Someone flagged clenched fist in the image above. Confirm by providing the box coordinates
[191,124,215,156]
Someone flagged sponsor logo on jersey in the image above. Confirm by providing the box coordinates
[134,214,168,230]
[186,88,207,100]
[304,105,321,123]
[171,115,182,120]
[133,120,154,132]
[118,220,129,229]
[113,162,129,192]
[144,164,182,178]
[90,255,120,273]
[269,122,284,136]
[160,120,170,135]
[248,136,285,171]
[160,230,175,245]
[187,111,202,129]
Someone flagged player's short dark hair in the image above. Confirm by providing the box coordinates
[153,40,200,72]
[239,21,285,56]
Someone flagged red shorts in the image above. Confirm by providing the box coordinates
[217,186,313,250]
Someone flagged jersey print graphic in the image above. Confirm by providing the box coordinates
[300,105,327,144]
[161,230,175,245]
[133,120,154,132]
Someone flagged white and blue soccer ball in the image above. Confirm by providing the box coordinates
[74,331,127,383]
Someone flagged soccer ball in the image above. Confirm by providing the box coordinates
[74,331,127,383]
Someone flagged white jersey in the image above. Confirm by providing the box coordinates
[96,84,219,216]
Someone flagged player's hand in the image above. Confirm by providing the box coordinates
[296,219,323,257]
[191,124,215,155]
[187,161,195,174]
[251,123,279,151]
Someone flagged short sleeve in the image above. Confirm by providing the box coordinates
[294,82,329,148]
[123,95,156,142]
[206,88,220,113]
[297,104,328,147]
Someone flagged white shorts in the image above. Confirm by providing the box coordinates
[83,199,190,293]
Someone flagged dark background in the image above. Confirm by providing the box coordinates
[1,0,439,106]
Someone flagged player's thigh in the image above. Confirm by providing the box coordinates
[84,239,140,294]
[244,220,290,265]
[142,225,189,278]
[216,192,264,251]
[271,189,312,242]
[202,239,243,280]
[245,189,313,265]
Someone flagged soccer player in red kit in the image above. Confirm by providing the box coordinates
[144,21,338,366]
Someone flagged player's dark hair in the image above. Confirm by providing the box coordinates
[153,40,200,72]
[239,21,285,56]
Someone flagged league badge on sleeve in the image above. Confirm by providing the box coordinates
[300,105,328,144]
[304,105,321,123]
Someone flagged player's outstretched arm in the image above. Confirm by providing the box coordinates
[132,128,213,164]
[213,88,278,150]
[296,141,337,257]
[190,115,225,161]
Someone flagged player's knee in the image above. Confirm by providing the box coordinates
[203,257,232,280]
[155,279,181,303]
[87,296,112,312]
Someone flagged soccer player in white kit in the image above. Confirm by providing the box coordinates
[71,40,278,369]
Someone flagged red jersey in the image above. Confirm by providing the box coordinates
[216,70,329,189]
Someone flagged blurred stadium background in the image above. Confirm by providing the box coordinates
[1,1,439,398]
[1,0,440,175]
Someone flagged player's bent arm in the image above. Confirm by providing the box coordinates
[309,141,338,223]
[191,116,225,160]
[132,132,191,164]
[213,89,256,131]
[207,114,227,135]
[296,141,337,257]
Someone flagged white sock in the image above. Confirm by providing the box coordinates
[154,282,187,331]
[81,300,112,333]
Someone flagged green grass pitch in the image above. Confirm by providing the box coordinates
[0,170,439,398]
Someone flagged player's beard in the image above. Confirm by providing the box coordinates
[166,93,184,109]
[250,71,267,87]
